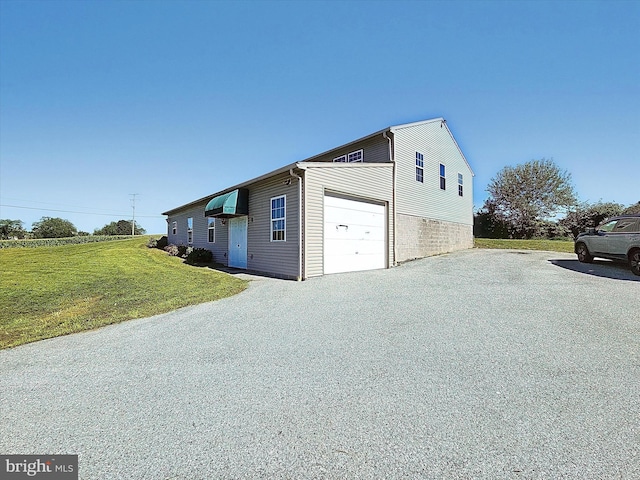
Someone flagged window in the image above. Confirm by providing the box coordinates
[439,164,446,190]
[333,149,363,163]
[613,219,640,233]
[187,217,193,244]
[598,220,617,232]
[347,149,363,162]
[172,221,177,235]
[271,195,286,241]
[207,217,215,243]
[416,152,424,183]
[458,173,463,196]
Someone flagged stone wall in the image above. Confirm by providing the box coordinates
[396,213,473,262]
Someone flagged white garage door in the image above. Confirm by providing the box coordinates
[324,195,386,274]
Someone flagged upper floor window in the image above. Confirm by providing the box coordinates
[458,173,463,196]
[439,164,446,190]
[172,221,177,235]
[207,217,215,243]
[271,195,286,241]
[333,149,364,163]
[416,152,424,183]
[347,149,363,162]
[187,217,193,244]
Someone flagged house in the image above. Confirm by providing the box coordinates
[162,118,474,280]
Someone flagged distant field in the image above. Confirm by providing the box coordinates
[474,238,575,254]
[0,237,247,349]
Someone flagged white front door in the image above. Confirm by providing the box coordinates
[324,195,386,274]
[228,216,248,269]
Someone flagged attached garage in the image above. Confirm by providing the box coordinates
[323,194,386,274]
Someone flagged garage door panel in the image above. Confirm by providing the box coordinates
[324,195,386,275]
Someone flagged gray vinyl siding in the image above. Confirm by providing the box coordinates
[393,120,473,226]
[303,163,394,278]
[166,202,229,264]
[303,135,390,164]
[246,172,300,279]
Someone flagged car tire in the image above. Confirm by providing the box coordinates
[629,249,640,276]
[576,243,593,263]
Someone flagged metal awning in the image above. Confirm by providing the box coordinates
[204,188,249,217]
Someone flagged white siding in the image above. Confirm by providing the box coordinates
[393,120,473,226]
[303,163,394,278]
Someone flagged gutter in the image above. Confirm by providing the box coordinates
[383,130,397,267]
[289,168,303,281]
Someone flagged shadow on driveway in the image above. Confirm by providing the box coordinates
[549,258,639,281]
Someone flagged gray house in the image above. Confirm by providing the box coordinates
[162,118,474,280]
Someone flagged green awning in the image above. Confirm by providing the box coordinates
[204,189,249,218]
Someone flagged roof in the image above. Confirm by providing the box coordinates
[162,117,473,215]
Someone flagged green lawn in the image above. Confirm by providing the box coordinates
[474,237,575,253]
[0,237,247,349]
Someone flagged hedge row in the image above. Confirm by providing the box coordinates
[0,235,136,249]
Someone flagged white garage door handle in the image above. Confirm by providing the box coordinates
[336,224,349,231]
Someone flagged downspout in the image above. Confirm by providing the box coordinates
[289,168,303,281]
[383,130,397,267]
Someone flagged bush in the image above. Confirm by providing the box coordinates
[186,248,213,264]
[147,236,169,249]
[164,244,180,256]
[177,245,189,257]
[0,236,133,249]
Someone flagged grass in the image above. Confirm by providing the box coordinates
[474,237,575,253]
[0,237,247,349]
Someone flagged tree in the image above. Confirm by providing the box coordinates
[486,158,577,238]
[560,201,624,239]
[0,219,27,239]
[31,217,77,238]
[622,201,640,215]
[94,220,146,236]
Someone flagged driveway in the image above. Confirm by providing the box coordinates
[1,249,638,479]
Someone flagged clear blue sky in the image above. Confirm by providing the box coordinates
[1,0,638,234]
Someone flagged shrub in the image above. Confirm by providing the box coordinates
[177,245,188,257]
[156,236,168,249]
[164,244,180,256]
[147,236,168,249]
[186,248,213,264]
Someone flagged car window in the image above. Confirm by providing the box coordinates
[598,220,618,232]
[612,219,639,233]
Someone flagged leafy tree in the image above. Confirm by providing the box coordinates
[560,201,624,239]
[0,219,27,239]
[622,201,640,215]
[486,158,577,238]
[31,217,77,238]
[94,220,146,236]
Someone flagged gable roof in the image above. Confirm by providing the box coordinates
[162,117,473,215]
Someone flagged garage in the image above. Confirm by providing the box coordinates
[323,194,386,274]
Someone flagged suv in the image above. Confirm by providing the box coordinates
[574,214,640,276]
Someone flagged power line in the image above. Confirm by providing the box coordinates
[0,204,164,218]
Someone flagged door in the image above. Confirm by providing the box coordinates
[324,195,386,274]
[228,216,248,268]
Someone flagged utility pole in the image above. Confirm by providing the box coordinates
[129,194,139,236]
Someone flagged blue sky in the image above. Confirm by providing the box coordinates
[1,0,638,234]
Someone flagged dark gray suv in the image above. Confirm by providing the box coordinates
[574,214,640,276]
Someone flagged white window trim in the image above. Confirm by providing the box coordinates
[270,195,286,242]
[440,163,446,190]
[187,217,193,244]
[172,221,177,235]
[207,218,215,243]
[347,149,363,162]
[458,173,464,196]
[333,155,347,163]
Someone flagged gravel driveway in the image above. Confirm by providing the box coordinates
[1,249,638,479]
